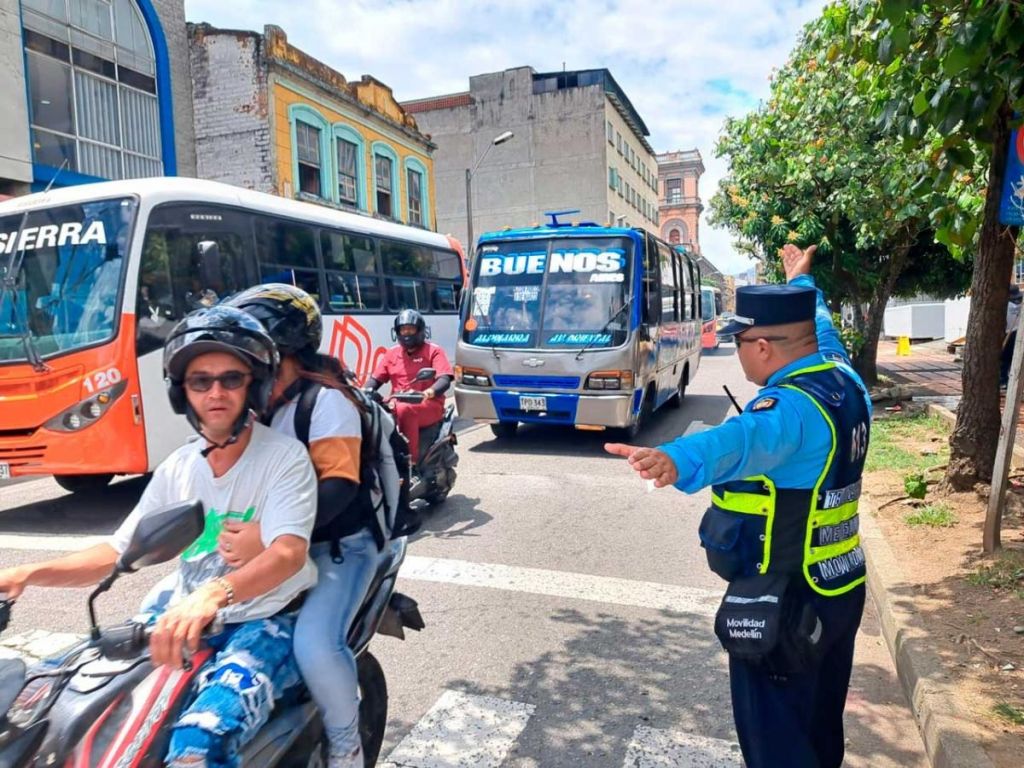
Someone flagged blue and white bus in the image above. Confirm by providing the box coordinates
[454,216,702,438]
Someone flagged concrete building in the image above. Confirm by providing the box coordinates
[188,23,437,229]
[1,0,195,195]
[404,66,660,251]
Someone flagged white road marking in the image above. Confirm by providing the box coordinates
[0,535,722,615]
[0,629,82,663]
[623,725,743,767]
[683,420,710,436]
[400,555,721,615]
[380,689,534,768]
[0,533,108,552]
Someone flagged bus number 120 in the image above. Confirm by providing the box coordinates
[83,367,123,394]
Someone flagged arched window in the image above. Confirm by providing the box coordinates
[333,123,366,211]
[403,156,430,228]
[662,218,689,244]
[22,0,169,180]
[371,141,400,220]
[288,104,331,199]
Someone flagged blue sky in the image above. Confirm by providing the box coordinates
[184,0,829,275]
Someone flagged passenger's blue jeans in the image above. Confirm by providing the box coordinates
[293,529,381,759]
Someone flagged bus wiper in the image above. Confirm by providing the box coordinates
[0,212,49,373]
[575,296,633,361]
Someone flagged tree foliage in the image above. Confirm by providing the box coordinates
[709,2,975,383]
[843,0,1023,502]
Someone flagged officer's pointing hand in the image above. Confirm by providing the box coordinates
[604,443,679,488]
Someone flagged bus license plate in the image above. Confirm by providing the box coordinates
[0,463,9,480]
[519,396,547,412]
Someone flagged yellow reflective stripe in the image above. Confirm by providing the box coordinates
[811,500,859,529]
[711,475,775,574]
[780,383,843,597]
[783,361,837,377]
[809,533,861,561]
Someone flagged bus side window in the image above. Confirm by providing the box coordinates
[657,241,678,322]
[642,238,661,325]
[322,230,382,312]
[255,217,322,303]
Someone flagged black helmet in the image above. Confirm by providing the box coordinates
[163,306,279,439]
[222,283,322,357]
[392,309,428,350]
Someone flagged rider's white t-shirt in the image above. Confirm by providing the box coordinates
[111,422,318,623]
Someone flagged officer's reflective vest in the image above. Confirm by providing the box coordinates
[698,362,869,597]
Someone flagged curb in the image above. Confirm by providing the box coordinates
[860,505,996,768]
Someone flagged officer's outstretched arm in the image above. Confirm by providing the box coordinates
[658,395,807,493]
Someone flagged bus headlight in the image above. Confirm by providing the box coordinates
[456,365,492,387]
[45,380,128,433]
[586,370,634,391]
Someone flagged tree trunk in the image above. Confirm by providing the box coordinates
[944,106,1019,491]
[855,241,912,387]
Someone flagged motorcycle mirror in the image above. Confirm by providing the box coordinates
[414,367,436,382]
[0,657,26,717]
[117,500,205,573]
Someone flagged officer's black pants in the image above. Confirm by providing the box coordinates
[729,584,866,768]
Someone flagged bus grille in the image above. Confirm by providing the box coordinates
[492,375,581,390]
[0,444,47,467]
[0,427,37,439]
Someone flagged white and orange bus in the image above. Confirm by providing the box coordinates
[0,178,465,492]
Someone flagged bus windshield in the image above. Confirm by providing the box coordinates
[0,197,136,363]
[465,237,633,349]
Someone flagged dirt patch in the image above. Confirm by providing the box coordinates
[865,408,1024,767]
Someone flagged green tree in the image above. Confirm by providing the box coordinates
[709,3,973,385]
[843,0,1024,492]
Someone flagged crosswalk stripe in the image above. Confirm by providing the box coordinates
[623,725,742,767]
[0,630,82,663]
[400,555,721,615]
[380,689,534,768]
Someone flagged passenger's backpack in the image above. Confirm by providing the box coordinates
[294,380,420,545]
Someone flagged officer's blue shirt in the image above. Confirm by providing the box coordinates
[660,275,871,493]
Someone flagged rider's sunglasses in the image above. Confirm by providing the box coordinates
[184,371,251,392]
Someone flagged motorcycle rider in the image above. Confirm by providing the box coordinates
[0,306,318,768]
[217,284,378,768]
[366,309,453,463]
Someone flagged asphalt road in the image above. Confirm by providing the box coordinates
[0,344,927,767]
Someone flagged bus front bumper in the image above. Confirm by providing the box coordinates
[454,386,636,428]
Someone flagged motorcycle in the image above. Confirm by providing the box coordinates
[0,499,424,767]
[370,367,459,507]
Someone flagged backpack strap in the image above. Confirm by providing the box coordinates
[294,381,323,449]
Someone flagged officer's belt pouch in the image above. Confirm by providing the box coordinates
[714,573,824,676]
[699,507,749,582]
[713,572,788,664]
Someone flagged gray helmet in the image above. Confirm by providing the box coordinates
[392,308,428,350]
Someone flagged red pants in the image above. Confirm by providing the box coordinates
[392,399,443,462]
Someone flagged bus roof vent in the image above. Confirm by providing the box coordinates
[543,209,581,228]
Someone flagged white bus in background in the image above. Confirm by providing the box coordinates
[0,178,465,491]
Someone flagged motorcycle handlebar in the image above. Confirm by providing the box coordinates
[97,616,226,661]
[392,391,426,403]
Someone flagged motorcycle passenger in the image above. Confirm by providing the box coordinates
[0,306,319,768]
[218,284,376,768]
[365,309,453,463]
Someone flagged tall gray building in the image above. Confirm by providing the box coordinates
[404,66,660,252]
[0,0,195,197]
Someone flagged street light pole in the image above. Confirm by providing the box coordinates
[465,130,514,254]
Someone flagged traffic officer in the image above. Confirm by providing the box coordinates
[606,243,871,768]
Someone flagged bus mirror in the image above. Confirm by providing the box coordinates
[196,241,223,291]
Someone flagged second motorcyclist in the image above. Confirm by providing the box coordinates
[365,309,453,463]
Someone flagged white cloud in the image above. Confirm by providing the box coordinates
[183,0,829,274]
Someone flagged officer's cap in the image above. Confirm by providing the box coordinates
[720,284,817,336]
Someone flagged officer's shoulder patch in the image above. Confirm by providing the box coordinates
[751,397,778,412]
